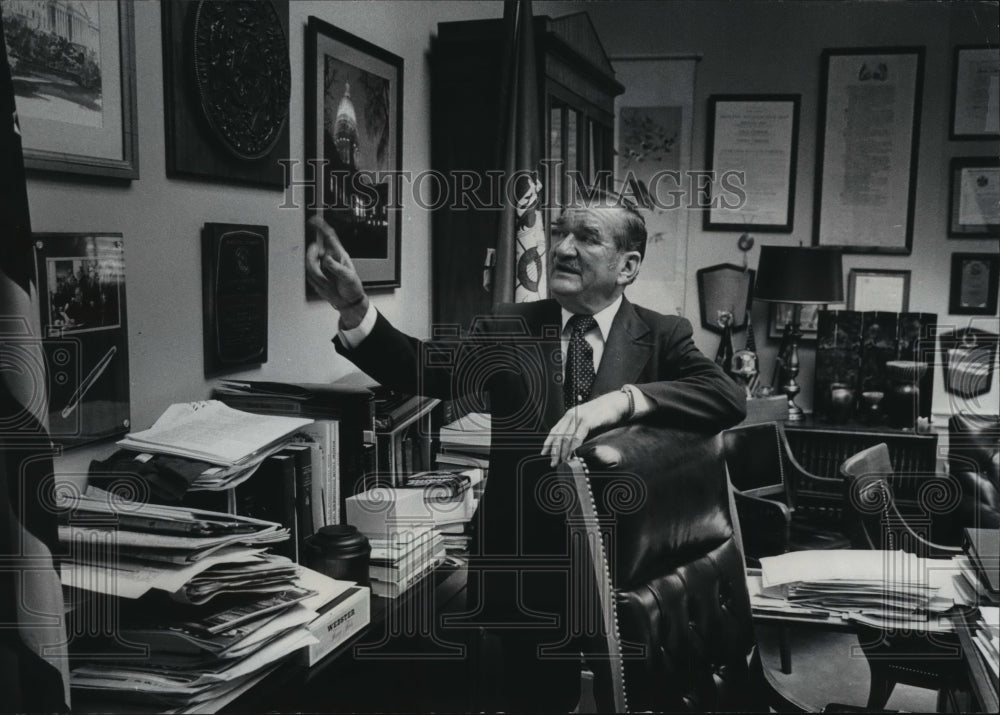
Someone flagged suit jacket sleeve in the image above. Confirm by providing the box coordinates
[332,311,461,400]
[633,317,746,433]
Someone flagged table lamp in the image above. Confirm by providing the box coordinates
[754,245,844,421]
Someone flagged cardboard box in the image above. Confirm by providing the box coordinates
[302,584,371,666]
[345,487,431,537]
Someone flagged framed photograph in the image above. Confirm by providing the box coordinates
[33,233,130,447]
[813,48,924,255]
[161,0,290,188]
[949,253,1000,316]
[202,223,269,377]
[950,45,1000,140]
[847,269,911,313]
[1,0,138,179]
[768,303,822,341]
[948,157,1000,238]
[704,94,799,232]
[305,16,402,292]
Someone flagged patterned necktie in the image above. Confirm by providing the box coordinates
[564,314,598,410]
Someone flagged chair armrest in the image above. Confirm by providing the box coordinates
[733,490,791,562]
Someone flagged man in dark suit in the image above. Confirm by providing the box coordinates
[306,197,746,711]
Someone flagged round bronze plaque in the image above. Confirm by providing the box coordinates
[192,0,291,160]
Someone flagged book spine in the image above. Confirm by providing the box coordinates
[288,445,315,557]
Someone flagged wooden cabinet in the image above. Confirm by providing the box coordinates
[430,13,623,330]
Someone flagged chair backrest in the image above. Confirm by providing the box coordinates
[948,413,1000,531]
[840,442,963,555]
[569,423,760,713]
[722,422,785,498]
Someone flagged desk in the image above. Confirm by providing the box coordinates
[784,416,939,478]
[226,561,470,713]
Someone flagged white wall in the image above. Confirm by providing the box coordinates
[29,1,998,462]
[27,0,505,436]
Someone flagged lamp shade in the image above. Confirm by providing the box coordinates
[754,245,844,304]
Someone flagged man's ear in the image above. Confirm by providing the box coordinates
[617,251,642,286]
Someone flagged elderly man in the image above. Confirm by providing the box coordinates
[306,195,745,711]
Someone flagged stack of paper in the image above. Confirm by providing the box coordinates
[972,606,999,679]
[60,487,326,712]
[756,550,970,628]
[435,412,491,483]
[117,400,313,467]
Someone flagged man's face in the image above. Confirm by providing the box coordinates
[548,207,631,314]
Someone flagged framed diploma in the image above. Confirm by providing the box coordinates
[948,157,1000,238]
[949,253,1000,316]
[950,45,1000,140]
[202,223,269,376]
[847,269,910,313]
[704,95,799,232]
[813,48,924,255]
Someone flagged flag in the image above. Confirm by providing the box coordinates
[0,16,71,710]
[494,0,546,304]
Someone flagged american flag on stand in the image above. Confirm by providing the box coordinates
[0,16,71,710]
[494,0,546,304]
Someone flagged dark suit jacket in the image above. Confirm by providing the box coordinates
[334,297,746,621]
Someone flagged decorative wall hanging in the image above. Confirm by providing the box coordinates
[202,223,269,377]
[696,263,755,334]
[305,16,403,292]
[1,0,138,178]
[161,0,290,188]
[704,94,799,232]
[813,47,923,255]
[34,233,130,446]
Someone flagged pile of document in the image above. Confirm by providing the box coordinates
[345,488,445,598]
[435,411,490,483]
[59,486,364,712]
[113,400,314,494]
[397,469,482,555]
[753,550,971,629]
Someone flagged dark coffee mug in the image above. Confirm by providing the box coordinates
[304,524,371,586]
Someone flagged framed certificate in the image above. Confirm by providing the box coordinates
[704,95,799,232]
[948,157,1000,238]
[950,45,1000,140]
[813,48,924,254]
[949,253,1000,316]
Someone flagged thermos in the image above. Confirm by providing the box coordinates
[304,524,371,586]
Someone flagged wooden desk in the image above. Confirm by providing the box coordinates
[954,617,1000,714]
[784,416,939,478]
[226,561,470,713]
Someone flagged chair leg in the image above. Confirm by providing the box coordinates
[865,664,896,711]
[778,626,793,674]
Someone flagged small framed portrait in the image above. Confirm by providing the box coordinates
[768,303,822,341]
[949,253,1000,316]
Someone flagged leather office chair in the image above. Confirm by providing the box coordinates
[948,412,1000,535]
[564,422,806,712]
[839,443,966,711]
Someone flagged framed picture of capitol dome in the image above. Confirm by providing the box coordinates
[305,15,403,292]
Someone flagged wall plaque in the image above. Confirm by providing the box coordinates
[202,223,268,376]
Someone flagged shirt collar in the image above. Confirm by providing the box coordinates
[560,295,623,342]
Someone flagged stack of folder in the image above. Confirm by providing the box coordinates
[59,486,364,712]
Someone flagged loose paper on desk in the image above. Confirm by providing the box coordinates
[117,400,313,466]
[760,549,923,588]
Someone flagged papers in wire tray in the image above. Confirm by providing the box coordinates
[117,400,313,466]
